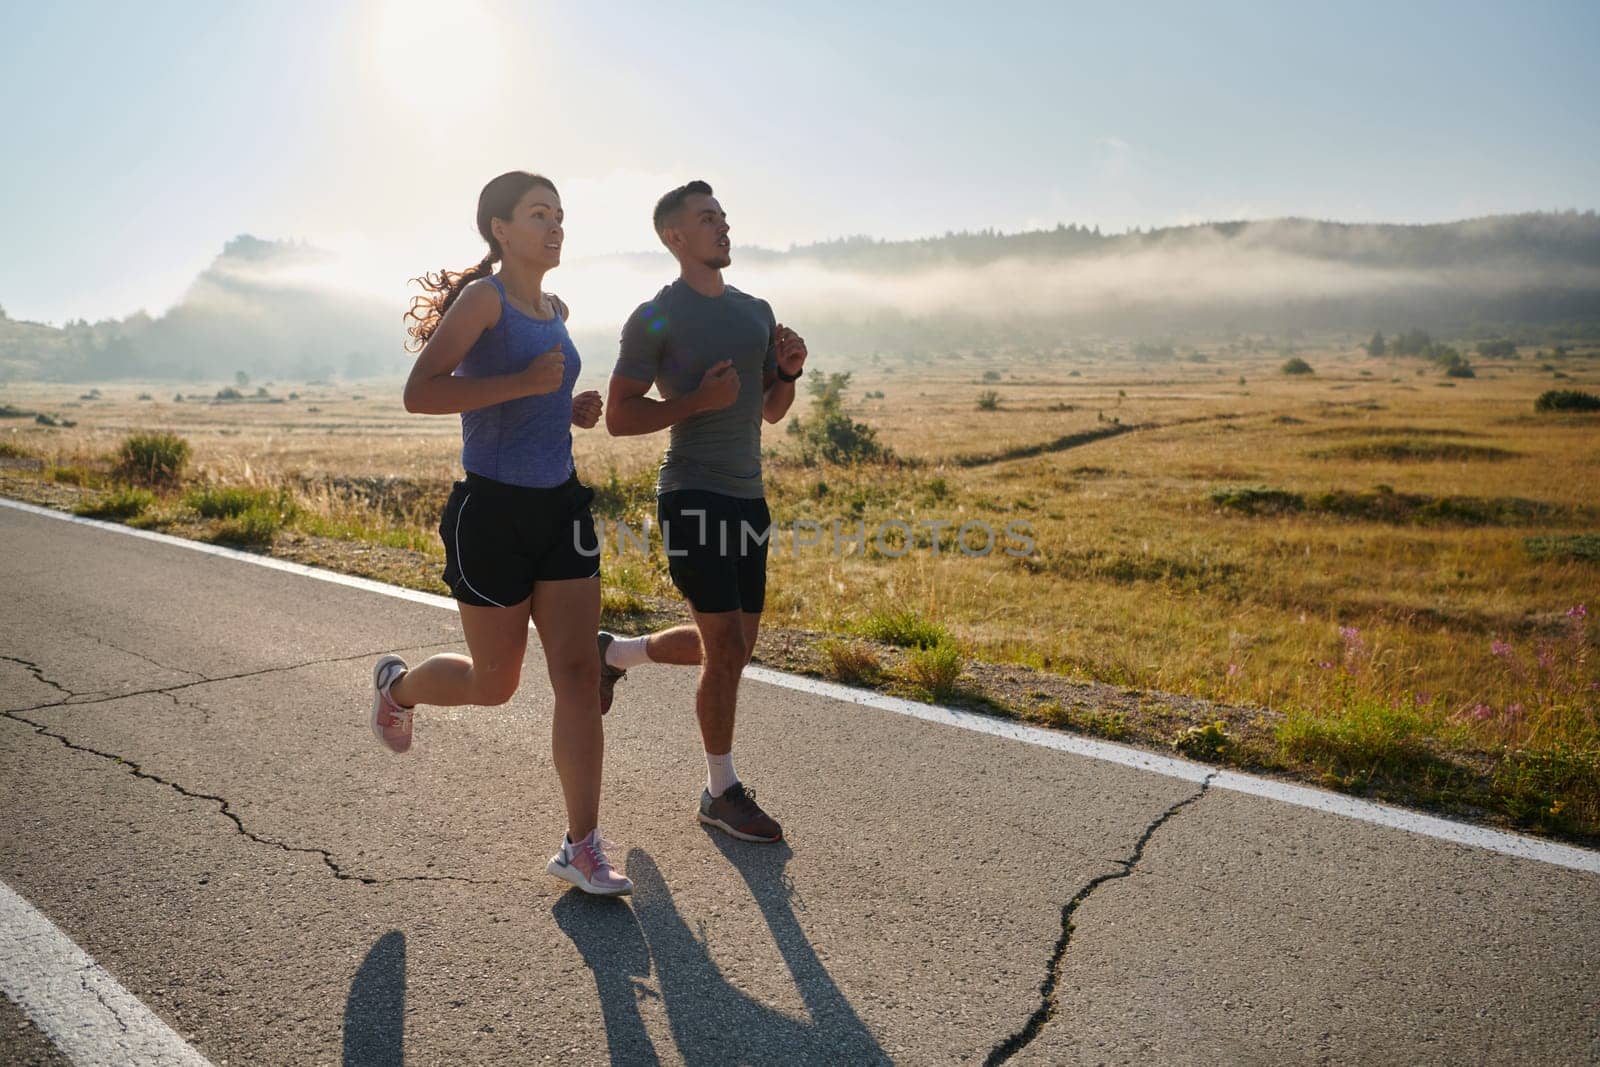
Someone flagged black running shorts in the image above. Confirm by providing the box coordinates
[657,490,772,614]
[440,472,600,608]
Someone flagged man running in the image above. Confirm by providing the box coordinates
[601,180,807,844]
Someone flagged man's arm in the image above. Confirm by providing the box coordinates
[761,323,807,423]
[605,362,740,436]
[761,374,796,423]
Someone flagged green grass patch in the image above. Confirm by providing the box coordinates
[1523,534,1600,563]
[184,485,280,519]
[295,512,435,552]
[1276,699,1465,793]
[853,608,950,649]
[1492,742,1600,837]
[1214,485,1570,526]
[49,465,99,487]
[1035,701,1132,741]
[600,586,648,622]
[206,491,297,546]
[0,441,32,459]
[74,486,155,520]
[1308,440,1518,462]
[590,468,657,519]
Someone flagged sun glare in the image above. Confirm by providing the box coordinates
[364,0,506,127]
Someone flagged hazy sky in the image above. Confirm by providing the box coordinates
[3,0,1597,325]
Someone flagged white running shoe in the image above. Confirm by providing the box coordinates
[546,829,633,895]
[370,655,412,754]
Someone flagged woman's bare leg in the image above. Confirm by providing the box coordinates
[532,576,604,841]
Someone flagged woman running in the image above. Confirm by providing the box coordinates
[368,170,630,896]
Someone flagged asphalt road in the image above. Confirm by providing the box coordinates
[1,504,1596,1065]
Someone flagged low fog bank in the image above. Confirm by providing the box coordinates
[4,214,1596,382]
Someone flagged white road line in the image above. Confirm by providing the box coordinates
[4,496,1597,876]
[0,878,215,1067]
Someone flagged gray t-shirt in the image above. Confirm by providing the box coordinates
[614,280,777,499]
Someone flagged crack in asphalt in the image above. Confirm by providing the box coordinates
[2,643,449,716]
[1,643,516,890]
[1,704,509,888]
[1,654,77,700]
[984,775,1216,1066]
[78,966,130,1034]
[73,630,208,683]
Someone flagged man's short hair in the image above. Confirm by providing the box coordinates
[653,180,714,235]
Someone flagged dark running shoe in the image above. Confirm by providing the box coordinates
[698,782,783,843]
[597,630,627,715]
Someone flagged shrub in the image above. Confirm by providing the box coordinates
[114,432,190,486]
[818,638,881,685]
[0,441,32,459]
[1173,720,1231,760]
[854,609,950,649]
[790,372,891,465]
[1210,486,1305,514]
[74,486,154,520]
[1444,361,1476,379]
[1280,357,1314,376]
[976,390,1001,411]
[1476,339,1516,359]
[901,643,963,701]
[1535,389,1600,413]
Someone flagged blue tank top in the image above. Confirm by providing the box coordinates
[455,276,581,488]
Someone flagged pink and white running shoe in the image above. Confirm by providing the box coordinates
[370,655,413,754]
[546,829,633,896]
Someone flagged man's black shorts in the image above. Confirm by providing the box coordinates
[657,490,772,614]
[440,472,600,608]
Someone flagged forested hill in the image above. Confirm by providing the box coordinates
[3,213,1597,381]
[755,212,1600,273]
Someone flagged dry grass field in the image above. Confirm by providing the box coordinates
[3,337,1597,839]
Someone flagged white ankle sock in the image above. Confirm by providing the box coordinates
[706,751,738,797]
[605,634,652,670]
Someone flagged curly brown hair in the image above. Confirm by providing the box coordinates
[403,171,558,352]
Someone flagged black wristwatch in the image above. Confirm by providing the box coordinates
[777,366,803,383]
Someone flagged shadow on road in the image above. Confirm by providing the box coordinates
[343,929,406,1067]
[554,841,888,1065]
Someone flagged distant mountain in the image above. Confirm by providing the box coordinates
[0,235,403,382]
[3,213,1597,381]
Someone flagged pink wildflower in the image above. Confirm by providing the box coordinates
[1470,703,1493,721]
[1568,604,1587,621]
[1491,639,1512,658]
[1226,662,1242,678]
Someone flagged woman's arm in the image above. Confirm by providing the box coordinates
[402,281,566,414]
